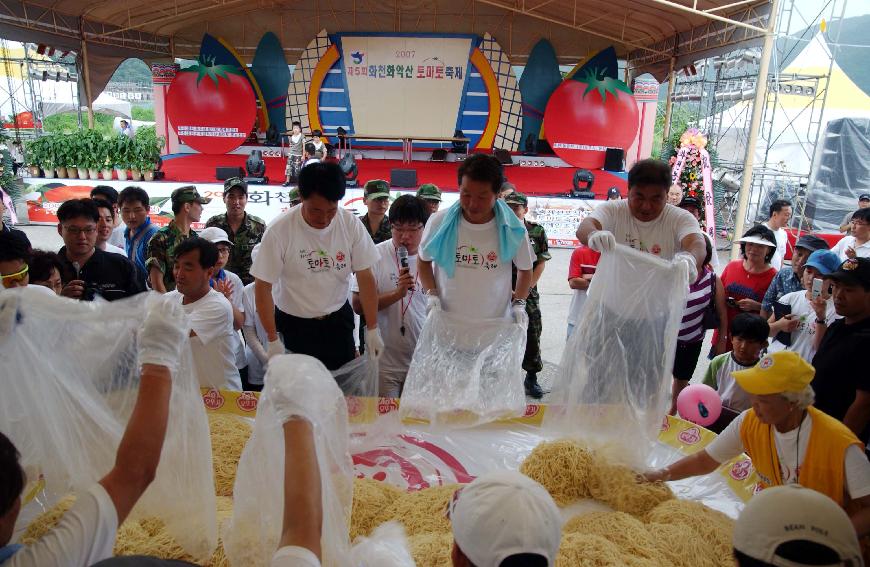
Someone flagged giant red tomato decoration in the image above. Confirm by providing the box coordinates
[166,61,257,155]
[543,70,639,169]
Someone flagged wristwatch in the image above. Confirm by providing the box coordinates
[815,319,827,325]
[512,299,527,307]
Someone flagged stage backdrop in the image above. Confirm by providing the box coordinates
[340,35,472,138]
[20,178,601,248]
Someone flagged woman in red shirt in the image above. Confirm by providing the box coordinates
[714,224,778,353]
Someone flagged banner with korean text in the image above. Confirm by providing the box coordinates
[339,35,472,138]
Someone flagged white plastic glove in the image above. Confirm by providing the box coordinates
[139,297,190,371]
[512,303,529,328]
[588,230,616,253]
[674,251,699,284]
[426,295,441,315]
[265,354,343,424]
[365,327,384,360]
[267,338,285,360]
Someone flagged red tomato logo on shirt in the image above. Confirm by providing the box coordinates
[336,251,346,263]
[166,60,257,155]
[487,251,498,263]
[544,70,639,169]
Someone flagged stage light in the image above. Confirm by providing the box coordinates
[571,169,595,198]
[523,133,536,156]
[339,153,359,187]
[244,150,267,184]
[452,129,467,153]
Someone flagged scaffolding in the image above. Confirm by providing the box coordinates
[663,0,847,247]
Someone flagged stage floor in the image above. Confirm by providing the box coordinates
[161,153,628,198]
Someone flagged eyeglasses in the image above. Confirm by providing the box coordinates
[63,225,97,236]
[391,224,424,235]
[1,264,28,288]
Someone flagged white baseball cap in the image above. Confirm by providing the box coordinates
[733,485,862,566]
[449,471,562,567]
[198,226,233,246]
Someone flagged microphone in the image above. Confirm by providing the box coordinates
[397,246,409,269]
[72,261,81,278]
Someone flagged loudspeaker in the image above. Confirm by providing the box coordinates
[216,166,244,180]
[536,139,553,154]
[604,148,625,172]
[431,149,448,162]
[493,148,513,165]
[390,169,417,188]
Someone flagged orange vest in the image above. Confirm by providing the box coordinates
[739,406,862,506]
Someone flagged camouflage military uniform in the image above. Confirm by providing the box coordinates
[521,220,551,374]
[205,212,266,285]
[145,220,197,292]
[360,214,392,244]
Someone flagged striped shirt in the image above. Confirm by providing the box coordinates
[679,267,715,343]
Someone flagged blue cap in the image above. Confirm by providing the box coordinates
[804,250,841,276]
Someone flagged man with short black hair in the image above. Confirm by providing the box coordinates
[416,183,442,214]
[146,185,210,293]
[419,153,534,322]
[351,195,430,397]
[165,237,242,390]
[839,193,870,235]
[252,161,383,371]
[360,179,392,244]
[811,257,870,441]
[118,186,157,289]
[302,143,319,168]
[56,199,142,301]
[831,207,870,261]
[763,199,792,270]
[94,200,126,256]
[761,233,829,318]
[205,177,266,285]
[577,158,705,281]
[90,185,126,249]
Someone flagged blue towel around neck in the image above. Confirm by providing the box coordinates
[423,199,527,278]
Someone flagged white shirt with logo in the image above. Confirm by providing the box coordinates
[251,206,378,318]
[419,210,535,320]
[165,288,242,390]
[767,291,838,362]
[589,200,701,260]
[351,239,427,395]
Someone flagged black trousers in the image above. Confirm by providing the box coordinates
[275,302,356,371]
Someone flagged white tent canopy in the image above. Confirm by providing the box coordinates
[41,91,132,119]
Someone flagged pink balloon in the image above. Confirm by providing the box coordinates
[677,384,722,427]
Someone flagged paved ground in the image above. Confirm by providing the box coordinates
[20,224,726,401]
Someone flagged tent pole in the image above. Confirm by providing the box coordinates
[80,19,94,129]
[662,57,676,140]
[732,0,778,259]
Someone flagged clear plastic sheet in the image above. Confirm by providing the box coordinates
[332,355,378,398]
[545,245,689,467]
[349,413,745,519]
[399,309,527,426]
[224,355,354,567]
[349,522,416,567]
[0,288,217,559]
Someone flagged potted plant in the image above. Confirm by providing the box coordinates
[113,135,132,181]
[53,134,73,178]
[24,138,44,177]
[101,135,114,179]
[71,130,88,179]
[134,127,165,181]
[80,130,104,180]
[41,136,58,178]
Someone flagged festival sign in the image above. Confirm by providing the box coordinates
[20,178,602,248]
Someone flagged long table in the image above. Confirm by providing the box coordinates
[340,133,470,163]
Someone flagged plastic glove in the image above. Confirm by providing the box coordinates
[366,327,384,360]
[426,295,441,315]
[139,297,190,371]
[512,303,529,328]
[588,230,616,253]
[265,354,343,424]
[674,251,699,283]
[267,338,285,360]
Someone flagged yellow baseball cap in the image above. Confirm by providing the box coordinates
[732,351,815,395]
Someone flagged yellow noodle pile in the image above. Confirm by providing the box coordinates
[407,532,454,567]
[369,483,460,536]
[520,440,674,515]
[20,494,77,544]
[556,532,659,567]
[350,477,405,540]
[563,511,665,563]
[645,499,735,566]
[646,522,722,567]
[208,413,252,497]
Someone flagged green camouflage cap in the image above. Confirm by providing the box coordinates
[504,192,528,206]
[223,176,248,194]
[288,187,301,203]
[416,183,442,201]
[171,185,211,206]
[364,179,391,200]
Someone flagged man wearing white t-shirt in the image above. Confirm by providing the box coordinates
[831,207,870,261]
[351,195,430,397]
[165,237,242,390]
[763,199,792,270]
[418,154,534,322]
[577,159,705,281]
[251,161,383,371]
[0,297,190,567]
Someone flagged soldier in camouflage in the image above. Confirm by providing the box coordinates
[505,192,551,399]
[205,177,266,285]
[360,179,393,244]
[145,185,210,292]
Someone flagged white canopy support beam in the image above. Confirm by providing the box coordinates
[732,0,779,259]
[642,0,767,34]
